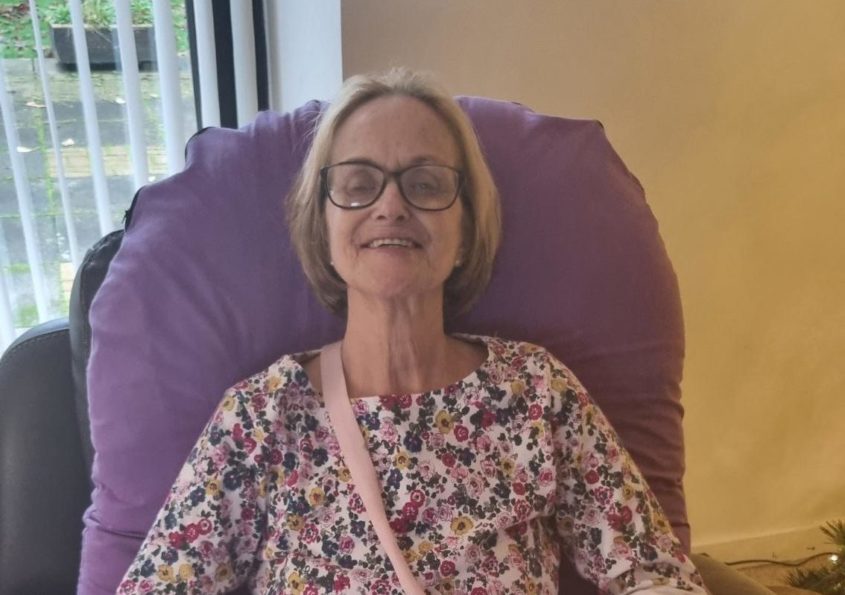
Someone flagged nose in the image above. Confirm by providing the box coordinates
[372,177,410,221]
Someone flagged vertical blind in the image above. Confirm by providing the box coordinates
[0,0,195,349]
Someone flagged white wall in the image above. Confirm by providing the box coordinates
[341,0,845,556]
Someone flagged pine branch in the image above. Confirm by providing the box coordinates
[821,521,845,548]
[787,521,845,594]
[789,566,845,594]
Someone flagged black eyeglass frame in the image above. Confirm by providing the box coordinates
[320,161,465,212]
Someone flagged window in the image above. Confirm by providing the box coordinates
[0,0,196,347]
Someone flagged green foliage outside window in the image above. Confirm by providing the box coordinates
[1,0,188,59]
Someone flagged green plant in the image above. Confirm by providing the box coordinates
[789,521,845,594]
[43,0,154,27]
[0,0,52,58]
[130,0,152,25]
[1,0,187,58]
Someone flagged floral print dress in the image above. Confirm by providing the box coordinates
[118,336,705,594]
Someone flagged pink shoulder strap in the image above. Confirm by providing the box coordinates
[320,342,426,594]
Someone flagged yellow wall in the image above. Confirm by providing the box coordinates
[342,0,845,550]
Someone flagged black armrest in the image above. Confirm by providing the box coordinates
[69,229,124,477]
[0,319,89,595]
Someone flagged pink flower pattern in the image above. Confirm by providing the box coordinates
[118,336,703,594]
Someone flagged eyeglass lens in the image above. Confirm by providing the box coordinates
[325,163,459,210]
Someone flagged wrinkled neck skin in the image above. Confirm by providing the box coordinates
[340,289,475,399]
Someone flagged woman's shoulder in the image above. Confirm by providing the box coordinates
[461,333,558,366]
[463,334,585,391]
[222,348,321,410]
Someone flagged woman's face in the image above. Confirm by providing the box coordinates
[325,95,464,309]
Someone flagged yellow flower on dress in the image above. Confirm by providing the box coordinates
[265,375,282,392]
[156,565,175,582]
[525,578,537,594]
[622,483,635,501]
[308,487,325,507]
[221,394,235,411]
[337,466,351,482]
[275,469,287,487]
[450,515,474,535]
[403,548,420,563]
[287,570,305,594]
[418,540,433,554]
[254,427,265,444]
[510,380,525,395]
[287,514,304,531]
[550,376,567,393]
[499,458,515,477]
[435,410,454,433]
[205,479,221,498]
[215,563,233,582]
[178,564,194,581]
[394,451,411,469]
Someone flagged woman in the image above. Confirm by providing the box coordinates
[118,69,705,594]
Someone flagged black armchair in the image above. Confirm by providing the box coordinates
[0,231,121,595]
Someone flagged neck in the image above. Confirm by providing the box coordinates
[341,291,454,398]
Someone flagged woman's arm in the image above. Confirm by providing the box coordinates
[117,384,269,595]
[547,355,707,595]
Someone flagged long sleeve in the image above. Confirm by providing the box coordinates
[548,356,707,595]
[117,383,269,595]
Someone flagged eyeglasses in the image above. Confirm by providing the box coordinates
[321,161,464,211]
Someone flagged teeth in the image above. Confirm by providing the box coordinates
[367,238,416,248]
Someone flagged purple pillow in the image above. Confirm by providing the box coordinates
[79,98,687,595]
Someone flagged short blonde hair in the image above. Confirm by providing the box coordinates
[286,68,501,316]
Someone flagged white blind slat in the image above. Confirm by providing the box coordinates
[27,0,82,267]
[153,0,186,173]
[0,56,25,345]
[231,0,258,127]
[0,248,16,346]
[114,0,150,190]
[0,210,16,344]
[0,61,50,321]
[69,0,113,235]
[193,0,220,128]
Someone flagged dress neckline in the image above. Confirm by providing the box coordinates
[290,334,496,401]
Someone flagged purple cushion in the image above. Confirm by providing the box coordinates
[78,97,687,595]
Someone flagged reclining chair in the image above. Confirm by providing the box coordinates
[0,97,775,595]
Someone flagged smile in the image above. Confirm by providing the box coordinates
[364,238,421,248]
